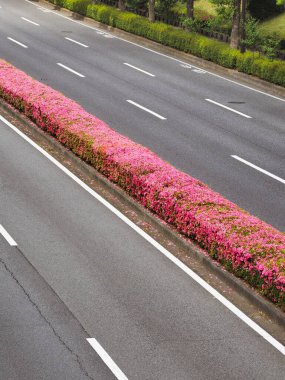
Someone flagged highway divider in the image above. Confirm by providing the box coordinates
[0,59,284,308]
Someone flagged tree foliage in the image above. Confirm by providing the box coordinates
[241,17,261,51]
[248,0,279,20]
[126,0,147,11]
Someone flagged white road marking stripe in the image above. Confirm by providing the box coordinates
[87,338,128,380]
[27,0,284,104]
[24,0,285,103]
[56,63,85,77]
[36,6,51,13]
[21,17,39,26]
[1,114,284,355]
[180,64,192,69]
[124,63,155,77]
[0,224,17,246]
[231,155,285,184]
[126,100,166,120]
[7,37,28,48]
[205,99,252,119]
[192,69,206,74]
[64,37,88,47]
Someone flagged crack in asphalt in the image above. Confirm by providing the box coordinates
[0,254,96,380]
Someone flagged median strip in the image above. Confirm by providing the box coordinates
[0,59,284,307]
[1,113,284,354]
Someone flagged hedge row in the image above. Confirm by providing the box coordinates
[47,0,285,87]
[0,59,284,306]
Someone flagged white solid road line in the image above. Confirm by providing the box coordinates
[126,100,166,120]
[0,224,17,246]
[123,63,155,77]
[64,37,89,48]
[205,98,252,119]
[192,69,206,74]
[87,338,128,380]
[24,0,285,103]
[21,17,39,26]
[56,63,85,78]
[7,37,28,48]
[1,114,284,356]
[232,155,285,184]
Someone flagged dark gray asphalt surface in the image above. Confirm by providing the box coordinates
[0,0,284,230]
[1,115,285,379]
[0,237,116,380]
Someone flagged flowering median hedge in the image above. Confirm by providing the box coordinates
[0,59,284,307]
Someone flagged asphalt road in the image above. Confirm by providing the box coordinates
[1,114,285,378]
[0,0,284,230]
[0,236,116,380]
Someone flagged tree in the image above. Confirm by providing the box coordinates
[262,32,280,59]
[186,0,194,19]
[118,0,126,10]
[230,0,241,49]
[239,0,246,52]
[211,0,245,49]
[156,0,177,17]
[149,0,155,22]
[241,17,262,52]
[126,0,148,11]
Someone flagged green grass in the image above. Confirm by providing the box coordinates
[195,0,217,17]
[259,11,285,39]
[172,0,217,18]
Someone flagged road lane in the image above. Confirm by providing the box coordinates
[0,236,116,380]
[0,0,284,231]
[1,115,285,378]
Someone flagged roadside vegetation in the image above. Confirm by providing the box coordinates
[259,11,285,40]
[0,59,284,307]
[49,0,285,86]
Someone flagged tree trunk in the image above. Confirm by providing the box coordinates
[230,0,241,49]
[186,0,194,19]
[240,0,246,53]
[149,0,155,23]
[118,0,125,11]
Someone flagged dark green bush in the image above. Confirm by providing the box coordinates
[64,0,92,15]
[47,1,285,88]
[236,52,257,74]
[272,64,285,86]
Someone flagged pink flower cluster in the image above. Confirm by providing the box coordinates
[0,59,284,305]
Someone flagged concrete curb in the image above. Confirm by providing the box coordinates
[1,99,284,327]
[40,0,285,99]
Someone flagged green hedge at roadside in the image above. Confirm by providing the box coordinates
[48,1,285,87]
[50,0,92,15]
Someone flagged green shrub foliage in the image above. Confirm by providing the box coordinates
[47,1,285,87]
